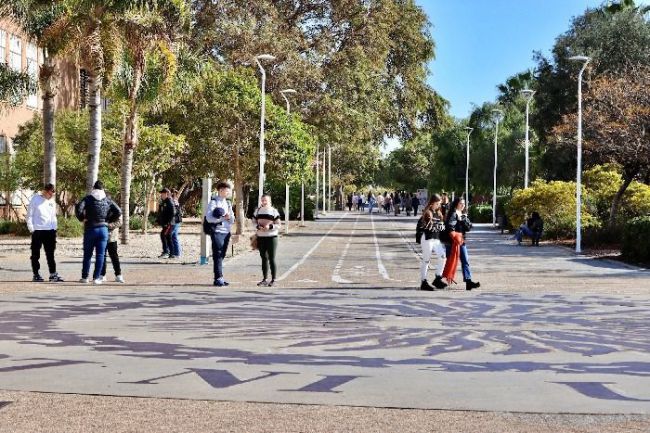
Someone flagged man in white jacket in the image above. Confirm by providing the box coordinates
[26,183,64,282]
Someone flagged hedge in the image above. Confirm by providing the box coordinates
[622,216,650,264]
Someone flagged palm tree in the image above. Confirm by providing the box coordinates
[1,0,67,186]
[114,0,188,244]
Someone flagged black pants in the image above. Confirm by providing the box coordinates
[31,230,57,275]
[211,232,231,280]
[101,241,122,276]
[160,225,172,254]
[258,236,278,280]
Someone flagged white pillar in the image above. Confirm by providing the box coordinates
[200,177,212,265]
[300,182,305,226]
[285,183,289,234]
[315,147,319,217]
[322,150,326,214]
[328,145,332,212]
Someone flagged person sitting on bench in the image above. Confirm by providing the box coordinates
[515,212,544,246]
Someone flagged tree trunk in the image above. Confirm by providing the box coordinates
[40,53,58,186]
[608,174,635,228]
[86,71,102,193]
[143,177,156,234]
[120,54,143,245]
[233,148,244,235]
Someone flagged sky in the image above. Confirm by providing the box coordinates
[417,0,649,119]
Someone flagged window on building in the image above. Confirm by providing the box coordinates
[0,136,6,154]
[26,42,38,108]
[9,34,22,71]
[0,30,6,64]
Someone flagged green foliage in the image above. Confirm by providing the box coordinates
[622,216,650,264]
[0,220,29,236]
[0,64,36,109]
[584,164,650,222]
[56,216,83,238]
[469,204,493,224]
[506,180,599,239]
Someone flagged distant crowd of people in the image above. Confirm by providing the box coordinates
[347,191,423,216]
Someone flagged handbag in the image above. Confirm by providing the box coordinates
[250,234,258,250]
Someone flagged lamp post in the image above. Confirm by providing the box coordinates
[328,144,332,212]
[492,109,504,227]
[322,148,326,214]
[280,89,297,234]
[315,145,319,217]
[569,55,590,254]
[521,89,535,189]
[254,54,276,205]
[464,127,473,207]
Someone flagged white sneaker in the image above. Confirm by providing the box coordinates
[93,278,103,285]
[115,275,125,283]
[102,276,107,282]
[79,278,89,283]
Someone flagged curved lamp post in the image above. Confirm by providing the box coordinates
[464,127,473,207]
[569,55,591,254]
[254,54,276,205]
[492,109,504,227]
[280,89,297,234]
[521,88,535,189]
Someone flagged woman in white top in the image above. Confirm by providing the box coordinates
[252,194,281,287]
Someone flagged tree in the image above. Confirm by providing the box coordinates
[0,64,35,110]
[553,66,650,227]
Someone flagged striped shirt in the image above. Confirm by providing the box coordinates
[253,206,281,237]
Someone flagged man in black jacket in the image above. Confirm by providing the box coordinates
[157,188,175,258]
[75,180,121,284]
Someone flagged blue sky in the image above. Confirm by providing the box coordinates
[417,0,648,118]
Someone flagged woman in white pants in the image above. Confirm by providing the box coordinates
[416,194,448,291]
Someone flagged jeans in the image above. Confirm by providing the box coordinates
[101,241,122,277]
[515,226,541,244]
[211,232,231,281]
[420,237,446,281]
[258,236,278,280]
[444,241,473,282]
[82,226,109,280]
[31,230,57,275]
[171,223,182,256]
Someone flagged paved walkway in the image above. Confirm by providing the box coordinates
[0,212,649,431]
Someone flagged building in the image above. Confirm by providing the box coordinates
[0,18,80,218]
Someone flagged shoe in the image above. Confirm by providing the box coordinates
[158,252,169,258]
[432,275,447,289]
[466,280,481,291]
[257,279,268,287]
[115,275,125,283]
[222,280,230,286]
[93,278,103,285]
[101,276,107,282]
[213,280,224,287]
[33,274,44,282]
[267,280,275,287]
[420,280,434,291]
[79,278,89,283]
[169,255,179,259]
[49,273,64,282]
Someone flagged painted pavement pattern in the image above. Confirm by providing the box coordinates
[0,212,649,414]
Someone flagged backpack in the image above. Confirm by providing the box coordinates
[202,199,217,235]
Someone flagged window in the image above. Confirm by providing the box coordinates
[26,43,38,108]
[0,135,6,154]
[0,30,6,64]
[9,34,21,71]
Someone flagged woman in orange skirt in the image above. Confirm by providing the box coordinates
[442,197,480,291]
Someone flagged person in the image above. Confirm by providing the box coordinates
[367,191,375,214]
[515,212,544,246]
[358,194,365,212]
[416,194,448,291]
[441,197,480,291]
[393,193,401,216]
[26,183,64,282]
[253,194,281,287]
[352,193,359,211]
[405,193,413,217]
[170,189,183,258]
[101,213,124,283]
[411,193,420,217]
[346,193,353,212]
[384,194,392,214]
[377,193,384,211]
[205,182,235,287]
[157,188,175,258]
[440,193,450,219]
[75,181,121,284]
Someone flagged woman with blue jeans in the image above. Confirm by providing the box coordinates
[442,197,480,291]
[75,181,122,285]
[170,189,183,257]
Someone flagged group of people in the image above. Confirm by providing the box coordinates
[27,181,124,285]
[347,191,423,216]
[416,193,481,292]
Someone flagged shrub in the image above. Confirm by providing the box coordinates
[57,217,83,238]
[130,215,143,231]
[469,204,492,223]
[506,180,599,239]
[622,216,650,264]
[0,220,30,236]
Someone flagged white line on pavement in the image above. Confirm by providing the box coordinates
[332,214,359,284]
[370,213,391,280]
[276,212,348,281]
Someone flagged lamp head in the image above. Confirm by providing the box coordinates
[492,109,504,121]
[569,55,590,63]
[464,127,473,133]
[281,89,298,95]
[256,54,276,62]
[520,89,535,100]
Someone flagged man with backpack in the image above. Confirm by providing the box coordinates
[204,182,235,287]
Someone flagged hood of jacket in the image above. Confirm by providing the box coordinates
[91,189,107,201]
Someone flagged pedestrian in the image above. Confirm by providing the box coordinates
[384,195,392,214]
[358,194,365,212]
[157,188,175,258]
[441,197,480,291]
[416,194,448,291]
[346,193,353,212]
[75,181,121,285]
[393,193,401,216]
[440,193,450,219]
[205,181,235,287]
[253,194,281,287]
[377,193,384,211]
[411,193,420,217]
[405,193,413,216]
[100,212,124,283]
[352,193,359,211]
[170,189,183,258]
[367,191,376,214]
[26,183,64,282]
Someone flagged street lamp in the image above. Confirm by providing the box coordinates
[464,127,473,207]
[328,144,332,212]
[315,145,319,217]
[521,88,535,189]
[280,89,297,234]
[492,109,504,227]
[569,55,590,254]
[254,54,276,205]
